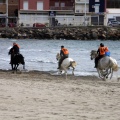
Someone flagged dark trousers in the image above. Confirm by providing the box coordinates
[10,54,14,63]
[95,55,104,67]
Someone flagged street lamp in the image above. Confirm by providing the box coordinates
[84,0,86,26]
[6,0,8,27]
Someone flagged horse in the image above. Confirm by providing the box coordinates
[56,53,77,78]
[11,54,25,72]
[90,50,118,80]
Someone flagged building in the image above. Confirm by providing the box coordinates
[74,0,106,26]
[19,0,74,27]
[19,0,49,27]
[0,0,8,26]
[75,0,90,26]
[105,0,120,25]
[8,0,19,24]
[89,0,105,25]
[0,0,19,27]
[49,0,74,26]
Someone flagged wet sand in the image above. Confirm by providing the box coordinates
[0,70,120,120]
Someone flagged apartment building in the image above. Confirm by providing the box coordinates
[0,0,19,27]
[19,0,49,27]
[19,0,74,27]
[105,0,120,25]
[49,0,74,26]
[0,0,7,26]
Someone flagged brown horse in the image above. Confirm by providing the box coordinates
[11,54,25,71]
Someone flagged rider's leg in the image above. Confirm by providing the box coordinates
[95,57,98,68]
[95,55,104,68]
[57,57,64,69]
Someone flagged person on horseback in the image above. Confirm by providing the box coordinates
[94,43,110,68]
[8,42,20,64]
[57,46,69,69]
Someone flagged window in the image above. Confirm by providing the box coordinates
[94,4,99,13]
[0,0,5,3]
[107,0,120,8]
[23,1,28,10]
[37,1,43,10]
[61,2,65,7]
[55,2,59,7]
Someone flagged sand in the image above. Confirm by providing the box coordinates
[0,70,120,120]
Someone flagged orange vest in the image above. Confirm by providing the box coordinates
[62,48,69,55]
[99,46,106,55]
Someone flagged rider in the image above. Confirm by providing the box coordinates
[94,43,109,68]
[57,45,69,69]
[8,42,20,64]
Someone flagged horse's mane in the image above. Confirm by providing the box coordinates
[91,50,97,53]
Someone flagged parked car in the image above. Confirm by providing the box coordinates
[33,23,46,28]
[0,23,16,27]
[107,20,120,27]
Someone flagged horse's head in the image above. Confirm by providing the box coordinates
[56,53,61,61]
[90,50,98,60]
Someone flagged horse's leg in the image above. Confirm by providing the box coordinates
[110,68,113,79]
[72,67,75,75]
[97,69,104,80]
[15,64,19,72]
[105,68,113,79]
[65,70,67,80]
[62,67,67,80]
[11,64,14,70]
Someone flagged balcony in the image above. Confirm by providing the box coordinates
[50,6,74,11]
[75,0,89,4]
[0,4,6,14]
[75,8,89,13]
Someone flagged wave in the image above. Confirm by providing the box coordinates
[29,59,57,64]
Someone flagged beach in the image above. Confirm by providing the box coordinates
[0,70,120,120]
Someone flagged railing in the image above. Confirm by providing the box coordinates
[19,15,101,27]
[50,6,74,10]
[0,4,6,14]
[75,8,89,13]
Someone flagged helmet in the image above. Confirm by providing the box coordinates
[61,45,64,48]
[100,43,104,47]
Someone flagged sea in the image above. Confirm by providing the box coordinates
[0,38,120,78]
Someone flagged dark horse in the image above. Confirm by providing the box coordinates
[11,54,25,71]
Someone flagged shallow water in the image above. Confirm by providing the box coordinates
[0,38,120,77]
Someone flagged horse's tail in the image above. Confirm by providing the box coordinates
[71,61,77,68]
[110,57,119,71]
[112,64,119,71]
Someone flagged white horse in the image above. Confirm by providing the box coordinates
[56,53,77,78]
[90,50,118,80]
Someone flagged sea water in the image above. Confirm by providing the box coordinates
[0,38,120,77]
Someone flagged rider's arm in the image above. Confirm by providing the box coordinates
[97,48,100,55]
[8,48,13,55]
